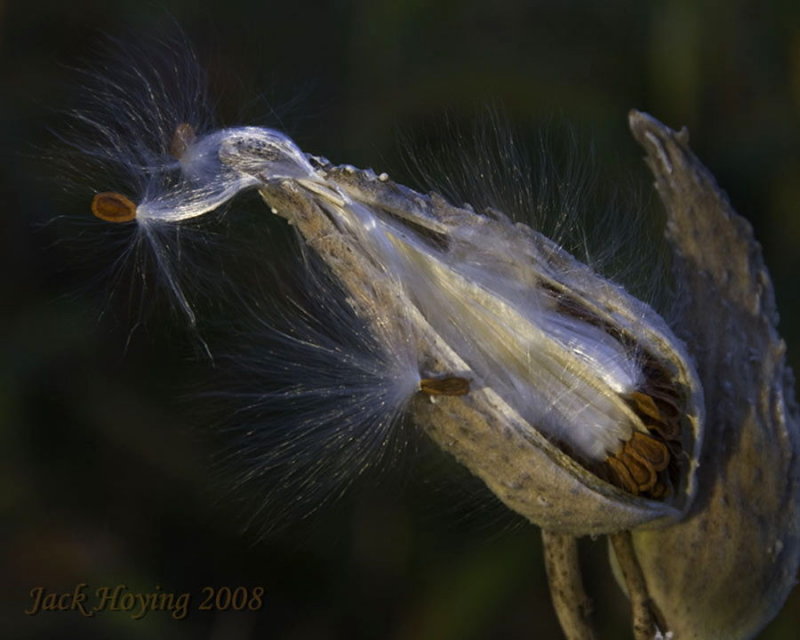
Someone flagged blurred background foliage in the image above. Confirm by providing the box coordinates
[2,0,799,638]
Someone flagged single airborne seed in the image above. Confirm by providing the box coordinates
[170,122,197,159]
[91,192,137,223]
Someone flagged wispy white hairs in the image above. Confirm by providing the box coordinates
[59,35,217,323]
[212,262,422,526]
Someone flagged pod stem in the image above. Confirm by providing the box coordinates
[609,531,666,640]
[541,530,596,640]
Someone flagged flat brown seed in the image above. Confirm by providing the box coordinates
[628,431,671,471]
[419,376,470,396]
[170,122,197,159]
[649,386,682,421]
[606,456,640,494]
[648,415,680,441]
[621,450,658,492]
[648,481,668,499]
[626,391,663,422]
[91,192,137,223]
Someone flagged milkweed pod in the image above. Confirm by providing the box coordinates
[80,107,705,534]
[83,116,705,535]
[235,142,706,536]
[615,112,800,639]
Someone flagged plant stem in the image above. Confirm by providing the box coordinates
[541,529,596,640]
[610,531,664,640]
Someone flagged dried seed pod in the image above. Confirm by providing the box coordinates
[614,112,800,639]
[230,143,706,535]
[78,74,706,534]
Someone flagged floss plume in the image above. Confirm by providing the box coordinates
[59,36,217,324]
[211,261,423,525]
[69,42,704,535]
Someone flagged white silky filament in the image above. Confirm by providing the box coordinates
[213,264,423,523]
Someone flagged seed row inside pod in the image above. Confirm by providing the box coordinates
[526,282,687,500]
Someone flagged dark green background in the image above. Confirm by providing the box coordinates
[2,1,799,638]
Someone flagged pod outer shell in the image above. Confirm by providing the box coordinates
[622,112,800,639]
[260,155,704,536]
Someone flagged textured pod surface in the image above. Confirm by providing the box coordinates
[623,112,800,639]
[255,153,704,535]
